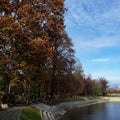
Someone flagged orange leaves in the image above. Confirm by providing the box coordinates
[0,14,22,42]
[31,37,48,47]
[0,14,14,28]
[0,0,12,13]
[27,37,53,64]
[29,37,49,53]
[17,4,35,17]
[19,61,26,67]
[17,3,37,25]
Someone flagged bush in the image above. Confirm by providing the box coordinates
[1,94,15,105]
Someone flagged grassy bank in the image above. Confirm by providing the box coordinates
[20,106,41,120]
[88,96,102,100]
[64,97,85,102]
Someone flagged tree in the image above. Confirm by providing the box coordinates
[83,75,94,96]
[38,0,76,99]
[49,33,75,99]
[73,64,85,95]
[0,0,54,99]
[92,80,102,96]
[0,0,75,101]
[99,77,108,96]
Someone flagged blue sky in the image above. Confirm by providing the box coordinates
[65,0,120,84]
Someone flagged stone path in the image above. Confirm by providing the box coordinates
[0,106,24,120]
[34,103,55,120]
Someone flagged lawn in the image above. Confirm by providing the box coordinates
[64,97,85,102]
[20,106,42,120]
[88,96,102,100]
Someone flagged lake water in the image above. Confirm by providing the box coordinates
[61,102,120,120]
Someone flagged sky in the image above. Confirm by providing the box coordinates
[65,0,120,86]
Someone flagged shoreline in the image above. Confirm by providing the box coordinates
[34,97,120,120]
[34,98,108,120]
[106,97,120,102]
[55,100,107,120]
[57,97,120,120]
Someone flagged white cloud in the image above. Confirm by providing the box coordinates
[92,58,111,62]
[75,35,120,51]
[91,57,120,63]
[65,0,120,52]
[65,0,120,34]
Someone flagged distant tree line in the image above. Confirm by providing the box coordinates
[107,88,120,94]
[73,64,108,97]
[0,0,108,104]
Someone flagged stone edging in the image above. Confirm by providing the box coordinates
[54,100,107,120]
[34,98,108,120]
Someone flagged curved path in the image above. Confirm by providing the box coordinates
[0,106,24,120]
[107,97,120,102]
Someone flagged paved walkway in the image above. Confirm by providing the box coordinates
[0,106,24,120]
[34,103,55,120]
[106,97,120,102]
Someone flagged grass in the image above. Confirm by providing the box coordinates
[88,96,102,100]
[106,95,120,97]
[20,106,41,120]
[64,97,85,102]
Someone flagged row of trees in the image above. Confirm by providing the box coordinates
[73,64,108,97]
[0,0,108,103]
[107,88,120,94]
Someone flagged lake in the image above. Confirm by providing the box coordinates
[61,102,120,120]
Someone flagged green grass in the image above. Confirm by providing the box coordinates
[88,96,102,99]
[106,95,120,97]
[20,106,41,120]
[64,97,85,102]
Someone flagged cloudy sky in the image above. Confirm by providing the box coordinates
[65,0,120,83]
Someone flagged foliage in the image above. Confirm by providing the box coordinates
[73,64,109,97]
[0,0,109,103]
[0,0,75,101]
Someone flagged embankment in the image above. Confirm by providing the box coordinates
[34,98,108,120]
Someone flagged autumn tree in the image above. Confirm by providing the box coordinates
[0,0,75,102]
[99,77,108,96]
[0,0,52,99]
[83,75,94,96]
[73,64,85,95]
[36,0,76,99]
[0,0,17,95]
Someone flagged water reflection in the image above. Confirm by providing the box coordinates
[61,103,120,120]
